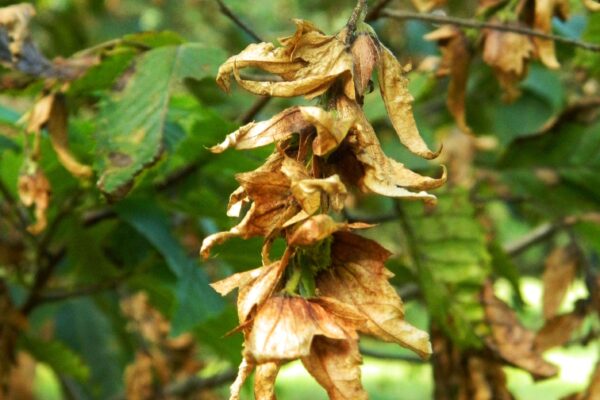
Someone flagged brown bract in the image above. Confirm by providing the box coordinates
[481,282,558,379]
[318,231,433,358]
[217,19,355,100]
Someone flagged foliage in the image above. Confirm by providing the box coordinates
[0,0,600,399]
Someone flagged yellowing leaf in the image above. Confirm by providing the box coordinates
[302,337,368,400]
[317,232,432,358]
[378,46,440,159]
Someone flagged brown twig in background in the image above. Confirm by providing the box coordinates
[381,9,600,52]
[366,0,393,22]
[214,0,264,43]
[238,96,271,124]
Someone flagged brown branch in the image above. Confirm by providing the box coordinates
[360,347,425,363]
[366,0,394,22]
[238,96,271,124]
[38,275,127,304]
[163,369,237,397]
[381,9,600,52]
[214,0,264,43]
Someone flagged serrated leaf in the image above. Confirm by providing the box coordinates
[96,43,226,197]
[402,188,491,347]
[19,336,90,382]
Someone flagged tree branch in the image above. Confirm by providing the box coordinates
[366,0,393,22]
[214,0,264,43]
[163,369,237,397]
[381,9,600,52]
[360,347,425,363]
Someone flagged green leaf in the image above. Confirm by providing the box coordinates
[117,198,224,334]
[401,189,491,348]
[20,335,90,382]
[499,119,600,216]
[95,43,226,197]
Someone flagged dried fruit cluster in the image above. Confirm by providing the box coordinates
[200,3,445,398]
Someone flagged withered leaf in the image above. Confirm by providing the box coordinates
[0,3,35,59]
[482,281,558,379]
[411,0,447,12]
[246,296,350,363]
[210,107,308,153]
[482,26,534,102]
[124,352,154,400]
[302,337,368,400]
[230,358,254,400]
[532,0,569,69]
[425,26,472,134]
[378,45,440,159]
[18,168,51,235]
[534,311,584,352]
[542,245,579,320]
[200,154,298,258]
[300,106,355,156]
[336,96,446,203]
[218,19,355,100]
[317,232,432,358]
[583,0,600,11]
[287,214,372,247]
[211,259,288,323]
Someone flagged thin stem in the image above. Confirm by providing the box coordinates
[381,9,600,52]
[214,0,264,43]
[346,0,368,44]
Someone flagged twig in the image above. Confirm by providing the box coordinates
[343,209,398,224]
[0,178,30,232]
[381,9,600,52]
[347,0,368,45]
[163,369,237,396]
[360,347,425,363]
[38,276,127,304]
[82,208,117,227]
[238,96,271,124]
[110,369,237,400]
[502,215,591,257]
[20,247,66,314]
[214,0,264,43]
[366,0,393,22]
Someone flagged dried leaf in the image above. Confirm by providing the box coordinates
[246,296,350,363]
[18,168,51,234]
[230,358,254,400]
[209,107,309,153]
[317,232,432,358]
[532,0,569,69]
[378,45,440,159]
[124,352,154,400]
[218,20,355,100]
[542,245,579,320]
[336,96,446,203]
[0,3,35,59]
[300,106,355,156]
[211,259,288,322]
[425,26,472,133]
[482,27,534,101]
[583,0,600,11]
[534,311,584,352]
[302,337,368,400]
[482,281,558,379]
[200,154,298,258]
